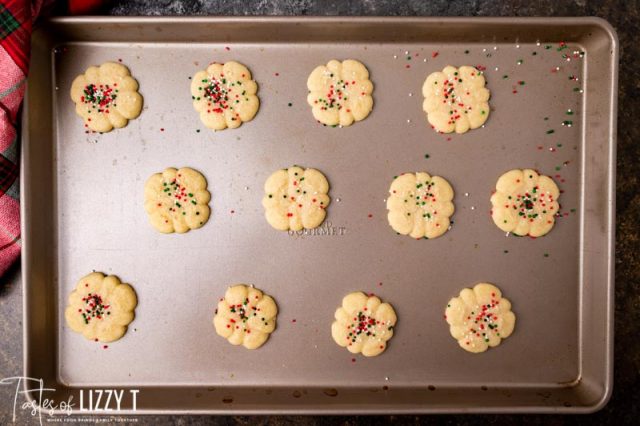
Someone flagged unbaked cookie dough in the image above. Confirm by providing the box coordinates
[307,59,374,127]
[386,172,455,239]
[262,166,330,231]
[70,62,143,133]
[213,284,278,350]
[331,292,397,357]
[445,283,516,353]
[64,272,137,342]
[490,169,560,237]
[422,65,490,134]
[144,167,211,234]
[190,61,259,130]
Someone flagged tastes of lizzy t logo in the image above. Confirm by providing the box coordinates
[1,376,139,425]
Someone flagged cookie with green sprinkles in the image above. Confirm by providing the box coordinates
[445,283,516,354]
[386,172,455,239]
[213,284,278,350]
[490,168,560,237]
[64,272,137,343]
[307,59,374,127]
[422,65,490,134]
[262,166,331,231]
[144,167,211,233]
[70,62,143,133]
[331,291,397,357]
[190,61,259,131]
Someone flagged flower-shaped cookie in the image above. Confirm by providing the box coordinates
[445,283,516,353]
[144,167,211,234]
[262,166,331,231]
[422,65,490,134]
[331,292,397,357]
[307,59,374,127]
[213,284,278,350]
[64,272,137,342]
[490,169,560,237]
[190,61,259,130]
[386,172,455,239]
[70,62,143,132]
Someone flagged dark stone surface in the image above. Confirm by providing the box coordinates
[1,0,638,424]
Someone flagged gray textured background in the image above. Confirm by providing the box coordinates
[1,0,638,424]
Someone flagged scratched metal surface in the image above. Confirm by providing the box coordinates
[22,17,616,413]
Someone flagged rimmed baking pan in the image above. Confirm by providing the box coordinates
[22,17,617,414]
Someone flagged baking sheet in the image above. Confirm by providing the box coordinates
[22,17,617,413]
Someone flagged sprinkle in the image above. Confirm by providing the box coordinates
[424,154,430,159]
[546,129,555,134]
[431,51,439,58]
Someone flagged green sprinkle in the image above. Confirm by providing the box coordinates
[546,129,555,134]
[544,253,549,258]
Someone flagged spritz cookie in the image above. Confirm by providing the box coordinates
[490,168,560,237]
[213,284,278,350]
[331,292,397,357]
[445,282,516,353]
[144,167,211,233]
[64,272,137,343]
[70,62,143,132]
[307,59,374,127]
[190,61,259,130]
[422,65,490,133]
[386,172,455,239]
[262,166,330,231]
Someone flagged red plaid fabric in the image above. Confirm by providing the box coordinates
[0,0,44,277]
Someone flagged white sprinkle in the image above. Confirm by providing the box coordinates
[579,89,584,93]
[408,92,413,97]
[481,124,485,128]
[536,41,541,46]
[393,55,397,59]
[244,186,249,190]
[493,46,498,51]
[55,87,59,90]
[516,44,520,49]
[464,192,469,197]
[506,232,511,237]
[566,58,571,62]
[494,67,499,71]
[482,48,487,52]
[336,198,341,202]
[404,50,409,55]
[470,206,476,210]
[423,58,427,62]
[383,198,387,203]
[555,66,560,71]
[407,119,411,123]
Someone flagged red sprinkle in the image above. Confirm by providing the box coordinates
[432,51,439,58]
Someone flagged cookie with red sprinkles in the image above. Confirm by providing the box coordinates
[490,169,560,237]
[64,272,137,343]
[190,61,259,131]
[262,166,331,231]
[445,283,516,354]
[213,284,278,350]
[70,62,143,133]
[144,167,211,233]
[422,65,490,134]
[307,59,374,127]
[331,292,397,357]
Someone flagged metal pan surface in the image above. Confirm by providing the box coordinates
[21,17,617,414]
